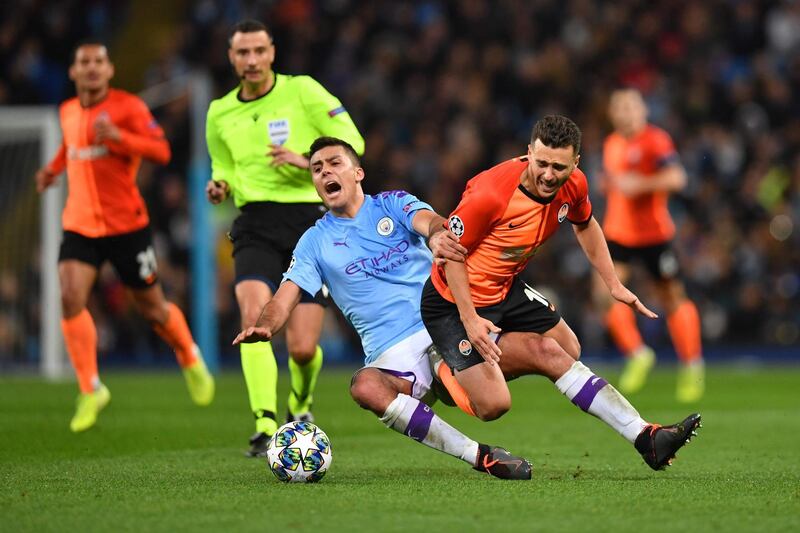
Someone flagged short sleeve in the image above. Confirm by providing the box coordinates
[127,96,165,138]
[650,128,679,168]
[567,169,593,225]
[282,229,324,298]
[447,175,504,253]
[378,190,432,234]
[298,76,365,155]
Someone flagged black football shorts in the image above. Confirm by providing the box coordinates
[420,276,561,372]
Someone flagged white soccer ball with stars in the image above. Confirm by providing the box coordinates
[266,421,333,483]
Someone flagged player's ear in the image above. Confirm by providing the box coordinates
[108,62,115,80]
[68,64,76,81]
[354,166,365,183]
[574,153,581,168]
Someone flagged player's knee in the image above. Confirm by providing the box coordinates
[134,298,167,324]
[565,335,581,361]
[349,371,382,411]
[475,401,510,422]
[288,343,317,365]
[536,336,576,377]
[60,289,85,318]
[473,393,511,421]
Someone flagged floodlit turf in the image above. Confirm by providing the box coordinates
[1,365,798,532]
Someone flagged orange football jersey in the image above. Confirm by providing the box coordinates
[601,124,678,246]
[432,158,592,307]
[46,89,170,237]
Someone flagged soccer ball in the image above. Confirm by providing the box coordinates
[265,421,333,483]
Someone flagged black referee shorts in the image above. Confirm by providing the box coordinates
[230,201,327,305]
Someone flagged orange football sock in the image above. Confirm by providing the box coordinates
[437,362,476,417]
[61,309,99,394]
[152,302,197,368]
[606,302,644,356]
[667,300,703,363]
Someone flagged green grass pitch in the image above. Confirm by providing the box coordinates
[1,365,798,532]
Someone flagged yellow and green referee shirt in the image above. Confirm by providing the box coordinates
[206,73,365,206]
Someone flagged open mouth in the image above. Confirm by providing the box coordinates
[324,181,342,195]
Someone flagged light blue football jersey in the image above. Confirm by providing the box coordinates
[284,191,434,362]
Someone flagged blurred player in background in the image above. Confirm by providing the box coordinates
[234,137,531,479]
[205,20,365,456]
[594,88,705,402]
[421,115,701,471]
[34,41,214,432]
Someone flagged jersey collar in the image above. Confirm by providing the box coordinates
[517,183,558,205]
[236,72,279,102]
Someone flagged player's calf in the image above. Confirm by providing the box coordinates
[452,362,510,421]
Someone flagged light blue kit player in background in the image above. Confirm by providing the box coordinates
[234,136,531,480]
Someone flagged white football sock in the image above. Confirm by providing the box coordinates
[555,361,648,443]
[380,393,479,465]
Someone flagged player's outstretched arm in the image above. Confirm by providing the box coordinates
[232,281,303,345]
[412,210,467,264]
[572,217,657,318]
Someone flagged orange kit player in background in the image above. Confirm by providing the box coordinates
[34,41,214,432]
[594,88,704,402]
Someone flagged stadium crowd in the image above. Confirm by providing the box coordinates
[1,0,798,365]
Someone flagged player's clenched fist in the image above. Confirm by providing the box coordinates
[205,179,230,204]
[93,113,122,143]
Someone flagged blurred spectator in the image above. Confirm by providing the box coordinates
[1,0,798,364]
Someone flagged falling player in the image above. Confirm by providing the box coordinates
[234,137,531,479]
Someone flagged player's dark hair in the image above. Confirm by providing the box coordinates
[71,39,111,63]
[229,19,272,45]
[531,115,582,155]
[309,137,361,166]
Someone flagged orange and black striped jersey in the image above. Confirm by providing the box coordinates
[46,89,170,238]
[431,157,593,307]
[602,124,678,246]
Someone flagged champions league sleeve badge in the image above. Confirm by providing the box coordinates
[448,215,464,237]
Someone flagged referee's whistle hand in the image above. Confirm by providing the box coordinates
[267,145,309,169]
[205,179,228,204]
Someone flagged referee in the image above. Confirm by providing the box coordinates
[205,19,364,456]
